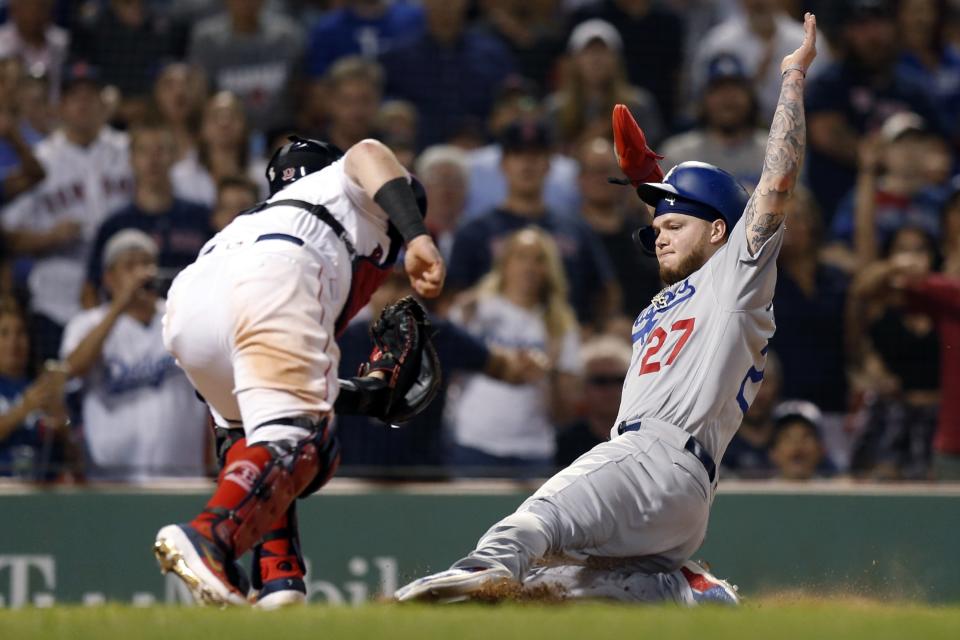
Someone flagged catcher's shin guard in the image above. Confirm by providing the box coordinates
[192,417,339,557]
[252,502,306,589]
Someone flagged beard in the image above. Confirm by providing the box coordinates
[659,244,709,285]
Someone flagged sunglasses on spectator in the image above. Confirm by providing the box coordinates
[586,375,624,387]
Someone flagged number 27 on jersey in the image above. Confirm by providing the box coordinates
[638,318,695,376]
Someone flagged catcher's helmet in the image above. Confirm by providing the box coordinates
[633,161,749,255]
[266,135,344,196]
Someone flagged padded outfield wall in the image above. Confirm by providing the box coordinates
[0,480,957,607]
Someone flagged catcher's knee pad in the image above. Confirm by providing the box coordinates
[209,417,338,555]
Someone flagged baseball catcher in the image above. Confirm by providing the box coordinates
[155,135,445,608]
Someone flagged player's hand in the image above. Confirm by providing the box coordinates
[781,13,817,75]
[404,235,445,299]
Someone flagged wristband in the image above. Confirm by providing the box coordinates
[373,177,429,243]
[782,65,806,78]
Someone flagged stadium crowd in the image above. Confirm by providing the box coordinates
[0,0,957,483]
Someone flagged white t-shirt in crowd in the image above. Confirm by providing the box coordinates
[60,300,208,481]
[451,295,581,459]
[1,128,133,325]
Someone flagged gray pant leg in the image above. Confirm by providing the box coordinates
[452,433,710,581]
[451,500,575,578]
[523,565,694,605]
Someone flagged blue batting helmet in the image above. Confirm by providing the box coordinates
[633,161,749,255]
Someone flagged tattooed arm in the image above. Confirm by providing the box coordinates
[743,13,818,256]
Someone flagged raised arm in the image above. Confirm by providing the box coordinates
[344,139,445,298]
[744,13,818,256]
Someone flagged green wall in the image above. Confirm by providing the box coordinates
[0,485,957,607]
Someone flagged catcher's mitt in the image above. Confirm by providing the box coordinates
[358,296,441,424]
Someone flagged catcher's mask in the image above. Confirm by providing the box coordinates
[266,135,344,196]
[632,161,749,256]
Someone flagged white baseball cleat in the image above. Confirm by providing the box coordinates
[679,560,741,606]
[153,524,250,607]
[394,566,515,603]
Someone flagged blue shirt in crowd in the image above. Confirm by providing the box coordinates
[830,185,946,248]
[305,1,424,78]
[0,376,55,479]
[86,198,213,291]
[380,29,515,149]
[805,60,944,222]
[769,265,850,413]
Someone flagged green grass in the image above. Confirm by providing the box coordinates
[1,600,959,640]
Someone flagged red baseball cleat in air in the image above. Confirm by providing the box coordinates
[612,103,665,186]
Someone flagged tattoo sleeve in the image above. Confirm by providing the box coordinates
[743,69,806,255]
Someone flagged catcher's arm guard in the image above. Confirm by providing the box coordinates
[334,296,441,424]
[611,103,665,187]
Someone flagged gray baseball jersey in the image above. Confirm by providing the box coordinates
[613,213,784,464]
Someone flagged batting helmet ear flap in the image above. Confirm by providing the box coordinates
[633,226,657,256]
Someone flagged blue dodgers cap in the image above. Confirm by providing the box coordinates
[706,53,749,86]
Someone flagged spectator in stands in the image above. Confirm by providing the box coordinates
[449,228,581,477]
[151,62,206,164]
[690,0,830,122]
[769,186,850,469]
[897,0,960,137]
[0,91,45,204]
[61,230,208,481]
[848,225,941,480]
[943,179,960,274]
[376,99,419,168]
[0,0,68,103]
[722,350,782,479]
[554,335,631,468]
[171,91,254,208]
[575,135,658,320]
[16,69,54,141]
[479,0,565,91]
[545,18,664,151]
[569,0,684,123]
[464,77,580,221]
[188,0,304,132]
[447,118,619,327]
[84,119,212,305]
[211,175,259,232]
[1,63,133,364]
[768,400,832,481]
[805,0,943,221]
[321,56,384,152]
[376,99,418,147]
[415,145,469,261]
[660,54,767,189]
[380,0,515,148]
[847,191,959,480]
[0,298,70,480]
[71,0,188,124]
[304,0,424,79]
[829,113,950,271]
[336,270,546,477]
